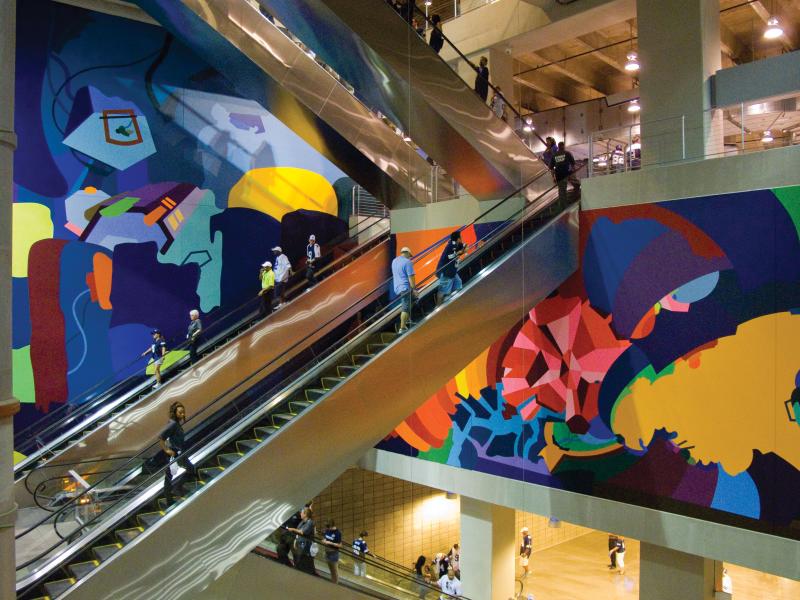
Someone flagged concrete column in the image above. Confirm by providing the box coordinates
[0,0,19,597]
[459,496,515,600]
[640,542,715,600]
[637,0,722,164]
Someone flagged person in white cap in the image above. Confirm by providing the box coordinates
[519,526,532,577]
[391,246,416,333]
[258,261,275,317]
[272,246,292,306]
[305,234,321,288]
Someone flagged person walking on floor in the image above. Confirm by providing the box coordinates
[607,533,618,569]
[323,520,343,584]
[609,535,626,575]
[286,506,316,575]
[438,566,462,599]
[159,401,197,506]
[271,246,292,306]
[519,526,532,578]
[429,14,444,54]
[551,141,581,207]
[186,309,202,365]
[142,329,167,388]
[352,531,372,577]
[305,234,321,288]
[391,246,417,333]
[473,56,490,102]
[258,261,275,317]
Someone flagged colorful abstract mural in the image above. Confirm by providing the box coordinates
[380,186,800,537]
[12,1,355,434]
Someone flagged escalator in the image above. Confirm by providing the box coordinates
[252,526,468,599]
[15,173,580,600]
[131,0,452,207]
[14,217,391,511]
[257,0,545,200]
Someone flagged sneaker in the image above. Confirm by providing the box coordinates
[153,383,161,389]
[397,327,409,334]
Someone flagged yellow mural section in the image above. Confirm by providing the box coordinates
[12,203,53,277]
[228,167,337,221]
[613,312,800,475]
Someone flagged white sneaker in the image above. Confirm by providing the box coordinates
[153,383,161,389]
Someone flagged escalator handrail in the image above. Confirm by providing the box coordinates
[13,216,390,460]
[14,170,576,577]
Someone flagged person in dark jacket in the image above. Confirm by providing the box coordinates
[551,141,581,206]
[186,309,202,365]
[429,14,444,54]
[286,506,316,575]
[474,56,490,102]
[160,401,197,506]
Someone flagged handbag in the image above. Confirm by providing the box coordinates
[309,542,319,558]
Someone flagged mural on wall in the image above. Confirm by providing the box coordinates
[12,1,354,436]
[381,186,800,536]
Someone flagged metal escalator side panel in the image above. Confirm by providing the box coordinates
[260,0,525,200]
[14,240,391,509]
[139,0,430,204]
[60,207,578,600]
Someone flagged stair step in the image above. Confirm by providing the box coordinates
[218,453,243,468]
[137,511,164,529]
[271,413,294,426]
[198,466,224,482]
[93,542,123,562]
[366,343,388,354]
[379,331,397,344]
[304,388,326,402]
[351,354,371,366]
[254,425,278,439]
[288,400,313,413]
[320,376,343,390]
[336,364,358,377]
[116,527,144,545]
[236,438,260,454]
[43,578,77,599]
[68,560,99,580]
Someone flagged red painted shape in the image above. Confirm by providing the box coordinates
[28,239,69,413]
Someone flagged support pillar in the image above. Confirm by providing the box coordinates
[640,542,715,600]
[0,0,19,598]
[459,496,515,600]
[637,0,722,164]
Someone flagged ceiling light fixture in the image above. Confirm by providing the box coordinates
[627,99,640,113]
[523,116,533,133]
[763,16,783,39]
[624,51,640,72]
[762,130,774,143]
[424,0,432,5]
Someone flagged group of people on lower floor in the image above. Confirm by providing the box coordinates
[414,542,462,599]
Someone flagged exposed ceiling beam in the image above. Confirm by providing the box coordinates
[519,89,568,112]
[574,32,630,76]
[521,48,611,96]
[719,21,746,62]
[513,69,578,107]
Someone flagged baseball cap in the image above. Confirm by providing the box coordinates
[521,526,529,533]
[262,261,272,268]
[151,329,161,335]
[400,246,411,254]
[272,246,282,252]
[309,234,316,241]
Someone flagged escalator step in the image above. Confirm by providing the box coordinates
[217,453,243,468]
[271,413,294,426]
[116,527,144,545]
[199,466,224,482]
[93,542,123,562]
[254,426,278,439]
[351,354,371,366]
[336,364,358,377]
[43,578,76,599]
[366,343,388,354]
[137,511,164,528]
[288,400,313,413]
[320,376,342,390]
[380,331,397,344]
[236,438,260,453]
[68,560,99,580]
[304,388,326,402]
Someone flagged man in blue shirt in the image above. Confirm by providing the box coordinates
[391,246,416,333]
[352,531,371,577]
[436,231,465,305]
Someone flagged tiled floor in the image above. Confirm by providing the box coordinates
[517,530,800,600]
